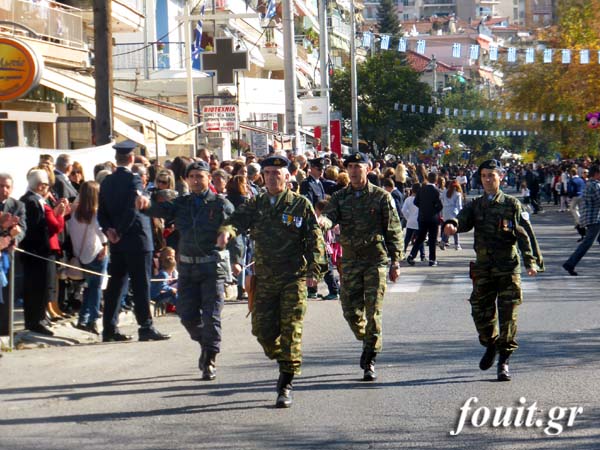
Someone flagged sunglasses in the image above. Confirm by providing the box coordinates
[156,179,169,184]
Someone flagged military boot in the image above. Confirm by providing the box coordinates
[275,372,294,408]
[363,352,377,382]
[497,353,511,382]
[479,341,497,371]
[202,351,217,381]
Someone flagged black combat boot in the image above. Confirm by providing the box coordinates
[479,341,497,371]
[363,351,377,382]
[275,372,294,408]
[202,351,217,381]
[497,353,511,382]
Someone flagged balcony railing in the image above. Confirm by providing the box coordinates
[0,0,84,49]
[113,42,187,71]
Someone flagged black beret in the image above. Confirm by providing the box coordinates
[113,139,138,154]
[308,157,325,169]
[185,160,210,177]
[478,159,504,174]
[344,152,370,166]
[261,155,290,169]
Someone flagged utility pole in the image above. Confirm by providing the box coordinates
[350,0,359,152]
[93,0,113,145]
[283,0,300,151]
[318,0,330,153]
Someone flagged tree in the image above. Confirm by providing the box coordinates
[376,0,401,37]
[503,0,600,158]
[330,51,436,156]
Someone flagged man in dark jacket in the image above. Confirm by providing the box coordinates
[406,172,442,266]
[98,140,170,343]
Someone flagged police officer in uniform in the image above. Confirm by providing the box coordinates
[98,140,170,342]
[444,159,544,381]
[140,160,241,380]
[319,152,404,382]
[220,155,326,408]
[300,157,327,207]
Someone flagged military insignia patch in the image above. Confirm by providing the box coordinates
[282,214,293,225]
[294,216,303,228]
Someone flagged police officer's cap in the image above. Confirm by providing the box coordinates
[478,159,504,175]
[308,157,325,169]
[344,152,370,166]
[185,160,210,177]
[260,155,290,169]
[113,139,138,155]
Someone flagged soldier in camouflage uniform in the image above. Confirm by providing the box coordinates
[444,159,544,382]
[319,152,403,382]
[220,155,326,408]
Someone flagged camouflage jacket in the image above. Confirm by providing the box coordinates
[320,182,404,264]
[223,189,326,279]
[447,191,543,273]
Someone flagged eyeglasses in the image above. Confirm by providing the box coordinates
[156,179,168,184]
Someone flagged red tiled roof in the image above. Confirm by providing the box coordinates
[405,51,455,73]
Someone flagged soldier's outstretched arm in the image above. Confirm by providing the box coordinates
[381,194,404,263]
[219,197,257,245]
[514,205,543,273]
[444,198,476,234]
[318,190,341,230]
[303,201,327,281]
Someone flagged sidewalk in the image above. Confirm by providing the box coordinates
[1,284,240,352]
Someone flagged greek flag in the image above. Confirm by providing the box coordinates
[562,49,571,64]
[452,42,461,58]
[507,47,516,63]
[525,48,534,64]
[469,44,479,60]
[489,44,498,61]
[380,35,390,50]
[265,0,277,19]
[580,49,589,64]
[416,39,426,55]
[543,48,553,63]
[191,5,204,70]
[397,38,407,52]
[362,32,372,48]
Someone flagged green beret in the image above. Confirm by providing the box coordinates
[261,155,290,169]
[344,152,370,166]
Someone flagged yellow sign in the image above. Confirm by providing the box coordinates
[0,37,44,102]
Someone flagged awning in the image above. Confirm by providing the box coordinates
[223,21,266,68]
[40,67,194,145]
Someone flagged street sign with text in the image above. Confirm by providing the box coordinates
[202,105,239,133]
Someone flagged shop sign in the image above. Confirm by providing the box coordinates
[0,37,44,102]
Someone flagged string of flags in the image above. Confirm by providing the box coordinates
[395,103,576,122]
[444,128,539,136]
[364,33,600,65]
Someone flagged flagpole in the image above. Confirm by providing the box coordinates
[184,1,196,157]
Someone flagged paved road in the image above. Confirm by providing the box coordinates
[1,202,599,449]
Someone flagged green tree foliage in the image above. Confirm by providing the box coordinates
[503,0,600,158]
[376,0,401,36]
[330,51,436,156]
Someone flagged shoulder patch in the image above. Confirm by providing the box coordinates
[521,211,530,222]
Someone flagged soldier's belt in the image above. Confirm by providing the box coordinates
[179,254,218,264]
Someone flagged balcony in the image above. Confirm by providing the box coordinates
[61,0,144,32]
[422,0,456,6]
[0,0,89,68]
[113,42,186,71]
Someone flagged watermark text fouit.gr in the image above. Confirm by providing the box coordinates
[450,397,583,436]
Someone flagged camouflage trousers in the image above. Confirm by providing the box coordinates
[252,275,307,375]
[340,259,387,353]
[469,267,522,354]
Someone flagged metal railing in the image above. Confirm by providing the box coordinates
[113,41,187,71]
[0,0,84,48]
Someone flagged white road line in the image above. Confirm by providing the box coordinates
[387,275,427,293]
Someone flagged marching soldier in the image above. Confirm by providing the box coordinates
[318,152,404,382]
[444,159,544,382]
[219,155,326,408]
